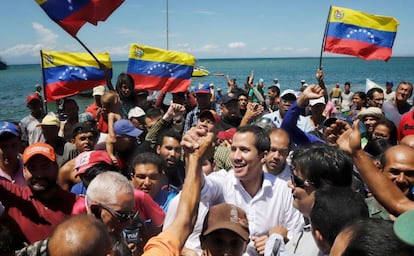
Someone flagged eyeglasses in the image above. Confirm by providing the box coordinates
[290,172,315,188]
[99,204,136,223]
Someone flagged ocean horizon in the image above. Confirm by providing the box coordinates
[1,56,414,122]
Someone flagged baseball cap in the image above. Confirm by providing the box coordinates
[199,110,221,124]
[74,150,113,176]
[280,89,298,100]
[26,93,41,104]
[219,94,238,105]
[128,107,146,119]
[309,97,326,106]
[114,119,143,137]
[23,142,56,164]
[386,80,394,86]
[72,122,98,139]
[92,85,105,96]
[0,122,19,137]
[300,80,306,83]
[36,113,60,127]
[202,203,249,241]
[394,210,414,246]
[195,83,211,94]
[217,128,236,143]
[356,107,384,120]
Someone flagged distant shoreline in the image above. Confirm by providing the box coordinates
[5,56,414,66]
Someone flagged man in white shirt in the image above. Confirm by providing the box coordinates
[263,90,313,133]
[199,125,303,255]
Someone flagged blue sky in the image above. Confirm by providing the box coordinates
[1,1,413,64]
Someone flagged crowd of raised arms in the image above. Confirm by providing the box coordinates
[1,69,414,256]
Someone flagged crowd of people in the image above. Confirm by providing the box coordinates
[1,68,414,256]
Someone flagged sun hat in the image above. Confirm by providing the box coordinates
[23,142,55,164]
[114,119,143,137]
[356,107,384,120]
[36,113,60,127]
[393,210,414,246]
[0,122,19,137]
[202,203,249,241]
[74,150,113,176]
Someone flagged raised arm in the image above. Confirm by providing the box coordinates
[349,120,414,216]
[142,130,214,255]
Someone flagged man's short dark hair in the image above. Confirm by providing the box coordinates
[310,186,369,248]
[268,85,280,97]
[145,107,163,119]
[342,219,414,256]
[80,163,118,188]
[366,87,384,100]
[291,143,353,188]
[156,129,182,147]
[236,125,270,154]
[131,152,165,175]
[72,122,99,139]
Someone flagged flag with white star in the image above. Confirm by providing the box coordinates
[323,6,399,61]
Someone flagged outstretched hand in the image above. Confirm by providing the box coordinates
[336,119,362,153]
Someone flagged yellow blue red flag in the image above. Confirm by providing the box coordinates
[35,0,124,36]
[127,44,195,93]
[40,50,112,101]
[324,6,399,61]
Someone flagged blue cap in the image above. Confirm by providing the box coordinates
[195,83,211,94]
[0,122,19,137]
[114,120,143,137]
[219,94,238,105]
[386,80,394,86]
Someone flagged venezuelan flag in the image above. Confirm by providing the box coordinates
[127,44,195,93]
[35,0,124,36]
[41,50,112,102]
[324,6,399,61]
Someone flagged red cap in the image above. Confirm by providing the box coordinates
[217,128,236,143]
[75,151,113,176]
[26,93,41,104]
[199,109,221,125]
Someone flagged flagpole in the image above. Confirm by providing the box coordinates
[319,5,332,70]
[73,35,115,91]
[39,50,48,113]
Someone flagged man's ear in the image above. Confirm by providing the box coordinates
[260,151,268,164]
[314,229,324,244]
[156,145,161,154]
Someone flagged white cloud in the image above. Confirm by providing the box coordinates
[202,44,219,51]
[0,22,59,58]
[228,42,246,49]
[32,22,59,48]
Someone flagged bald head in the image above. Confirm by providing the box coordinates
[400,134,414,149]
[48,214,112,256]
[381,145,414,196]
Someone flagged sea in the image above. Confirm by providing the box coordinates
[1,57,414,122]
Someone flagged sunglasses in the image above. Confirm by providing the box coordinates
[99,204,136,223]
[290,172,314,188]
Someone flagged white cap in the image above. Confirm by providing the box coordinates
[300,80,306,83]
[309,97,326,106]
[128,107,146,119]
[280,89,298,99]
[92,85,105,96]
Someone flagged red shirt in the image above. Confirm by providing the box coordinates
[72,188,165,226]
[0,180,77,244]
